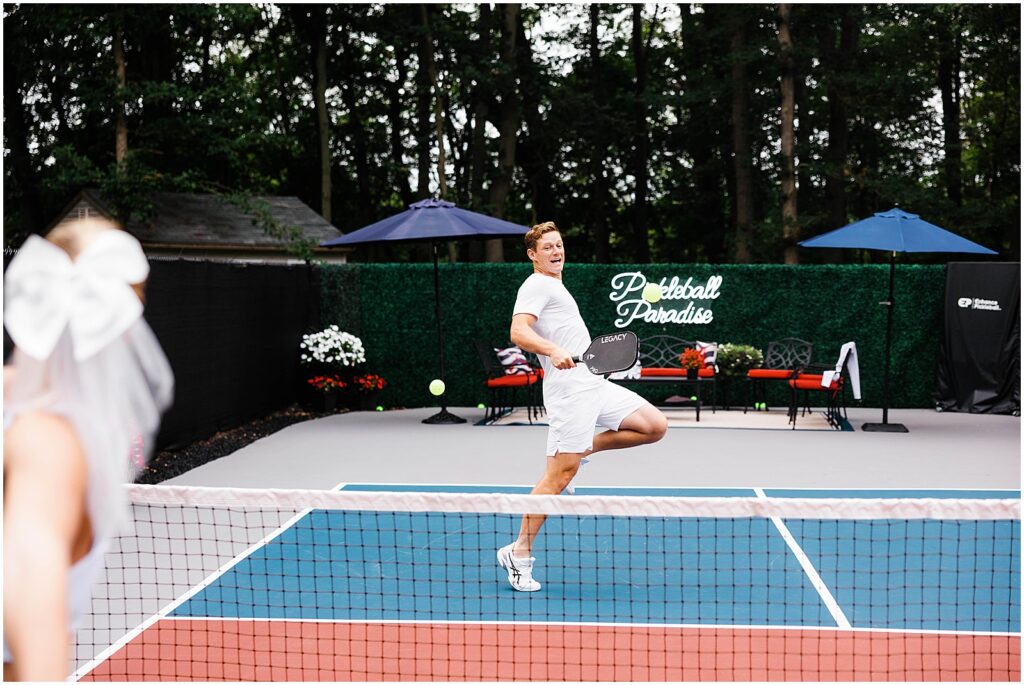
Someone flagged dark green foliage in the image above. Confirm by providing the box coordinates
[319,262,945,411]
[224,193,319,262]
[4,4,1017,263]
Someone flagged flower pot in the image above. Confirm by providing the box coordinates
[356,391,380,411]
[319,391,339,412]
[686,368,699,380]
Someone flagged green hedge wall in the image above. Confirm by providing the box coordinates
[319,263,946,411]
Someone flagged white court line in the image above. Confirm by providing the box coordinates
[340,482,1020,495]
[70,480,350,682]
[158,614,1019,637]
[754,486,852,630]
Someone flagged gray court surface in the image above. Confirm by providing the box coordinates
[162,406,1020,491]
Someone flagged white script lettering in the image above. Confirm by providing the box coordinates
[609,272,722,329]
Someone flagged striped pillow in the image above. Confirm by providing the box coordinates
[494,345,534,375]
[696,341,718,369]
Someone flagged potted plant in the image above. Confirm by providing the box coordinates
[306,374,348,412]
[716,343,765,378]
[352,373,387,410]
[299,326,366,409]
[680,347,705,379]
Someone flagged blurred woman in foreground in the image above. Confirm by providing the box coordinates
[3,218,174,680]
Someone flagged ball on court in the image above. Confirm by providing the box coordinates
[429,379,446,396]
[477,403,486,409]
[642,282,662,304]
[376,406,384,412]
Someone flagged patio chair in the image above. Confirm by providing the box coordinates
[474,341,544,424]
[746,337,814,412]
[787,341,860,429]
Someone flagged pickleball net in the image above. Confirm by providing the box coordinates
[73,485,1020,681]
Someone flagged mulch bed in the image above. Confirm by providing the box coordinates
[135,404,350,484]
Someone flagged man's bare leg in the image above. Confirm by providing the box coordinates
[512,403,667,557]
[592,403,668,453]
[512,450,584,557]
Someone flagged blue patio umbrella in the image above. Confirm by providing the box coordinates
[800,208,996,432]
[322,199,529,424]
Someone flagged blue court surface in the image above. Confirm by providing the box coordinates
[171,484,1020,634]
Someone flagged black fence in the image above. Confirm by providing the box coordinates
[145,260,319,449]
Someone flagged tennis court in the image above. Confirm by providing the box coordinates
[67,406,1020,681]
[74,477,1019,680]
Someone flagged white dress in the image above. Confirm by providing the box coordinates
[3,232,174,666]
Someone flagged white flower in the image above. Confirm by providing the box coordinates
[299,327,367,368]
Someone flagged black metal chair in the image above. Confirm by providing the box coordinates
[787,343,855,429]
[474,341,544,424]
[746,338,814,412]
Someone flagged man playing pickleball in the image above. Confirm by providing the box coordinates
[497,221,668,592]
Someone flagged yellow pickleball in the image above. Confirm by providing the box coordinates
[642,282,662,304]
[429,379,446,396]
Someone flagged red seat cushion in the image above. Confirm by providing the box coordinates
[794,373,823,382]
[487,374,537,388]
[788,376,841,392]
[747,369,795,380]
[639,367,714,378]
[640,367,686,377]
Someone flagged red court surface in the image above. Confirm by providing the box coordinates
[81,619,1021,682]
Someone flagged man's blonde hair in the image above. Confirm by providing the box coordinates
[525,221,560,252]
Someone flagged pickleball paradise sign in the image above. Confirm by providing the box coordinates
[609,271,722,328]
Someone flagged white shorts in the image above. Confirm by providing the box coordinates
[545,381,647,456]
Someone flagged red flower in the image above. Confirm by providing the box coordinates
[307,374,347,393]
[680,348,705,370]
[352,373,387,392]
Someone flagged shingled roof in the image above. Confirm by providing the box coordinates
[61,189,342,250]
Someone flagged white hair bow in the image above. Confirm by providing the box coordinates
[4,232,150,361]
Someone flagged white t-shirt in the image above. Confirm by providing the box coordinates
[513,272,604,399]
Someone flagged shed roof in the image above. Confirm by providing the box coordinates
[72,189,342,249]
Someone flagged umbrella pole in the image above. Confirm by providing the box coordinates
[863,251,908,432]
[423,240,466,424]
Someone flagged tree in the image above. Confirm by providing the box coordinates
[631,4,653,264]
[486,3,520,263]
[777,4,799,264]
[936,6,963,207]
[469,3,493,212]
[807,4,860,267]
[288,6,332,222]
[515,7,557,224]
[678,4,728,263]
[381,5,414,208]
[588,4,611,263]
[729,9,754,263]
[114,21,128,170]
[414,5,433,200]
[420,5,447,199]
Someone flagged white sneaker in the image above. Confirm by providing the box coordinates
[497,543,541,592]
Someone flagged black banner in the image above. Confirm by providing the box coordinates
[934,262,1020,414]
